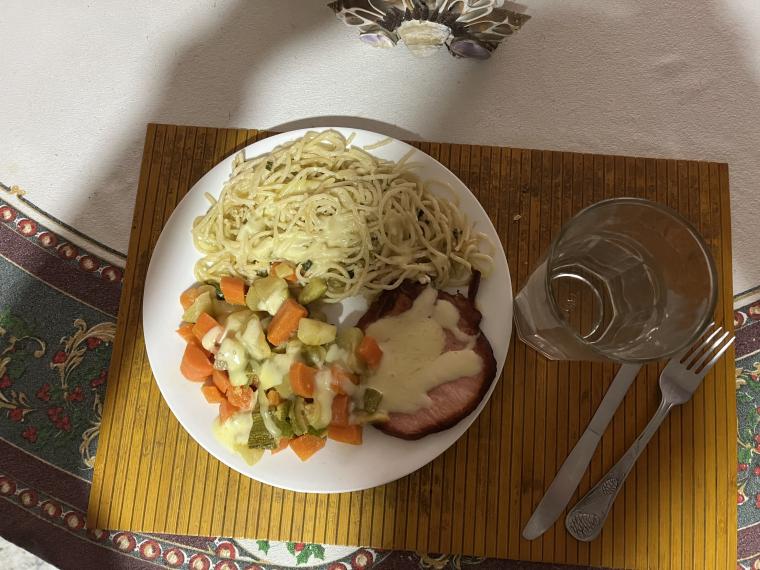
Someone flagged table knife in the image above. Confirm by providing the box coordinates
[522,363,642,540]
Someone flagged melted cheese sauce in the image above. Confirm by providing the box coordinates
[365,287,483,414]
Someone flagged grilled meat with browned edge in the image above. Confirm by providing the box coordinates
[356,276,497,440]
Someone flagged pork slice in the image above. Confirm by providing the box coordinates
[356,279,497,440]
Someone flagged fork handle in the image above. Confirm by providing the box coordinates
[565,398,673,541]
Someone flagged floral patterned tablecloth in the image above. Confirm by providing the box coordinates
[0,187,757,570]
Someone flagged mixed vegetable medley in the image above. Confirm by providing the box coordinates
[176,261,385,463]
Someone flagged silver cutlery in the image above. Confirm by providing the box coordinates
[522,363,642,540]
[565,324,735,542]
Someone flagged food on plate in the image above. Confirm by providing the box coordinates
[356,276,496,440]
[176,275,383,464]
[191,130,492,302]
[176,131,498,463]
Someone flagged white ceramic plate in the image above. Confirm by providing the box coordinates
[143,127,512,493]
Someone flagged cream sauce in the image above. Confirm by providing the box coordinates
[314,369,336,428]
[365,287,482,414]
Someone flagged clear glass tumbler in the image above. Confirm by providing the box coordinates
[513,198,717,362]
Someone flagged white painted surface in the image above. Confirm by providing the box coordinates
[1,0,759,293]
[0,537,55,570]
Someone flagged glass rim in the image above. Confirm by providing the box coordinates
[543,196,719,363]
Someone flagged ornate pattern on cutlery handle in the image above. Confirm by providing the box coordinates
[566,401,673,542]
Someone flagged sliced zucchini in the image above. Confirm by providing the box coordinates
[297,277,327,305]
[306,426,327,438]
[352,410,390,425]
[247,413,277,449]
[272,401,294,438]
[336,327,365,373]
[297,318,337,346]
[289,397,309,436]
[304,401,321,428]
[337,327,364,351]
[303,345,327,367]
[363,388,383,413]
[206,281,224,300]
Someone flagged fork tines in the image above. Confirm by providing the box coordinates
[681,322,734,373]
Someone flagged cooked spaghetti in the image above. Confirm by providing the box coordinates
[192,130,492,302]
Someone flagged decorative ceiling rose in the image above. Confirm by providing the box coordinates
[328,0,530,59]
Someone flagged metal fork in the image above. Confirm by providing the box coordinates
[565,324,735,542]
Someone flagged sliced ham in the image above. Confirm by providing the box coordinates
[356,277,497,440]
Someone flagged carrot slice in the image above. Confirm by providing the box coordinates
[220,276,247,305]
[328,424,363,445]
[272,437,290,455]
[272,261,297,282]
[227,385,254,411]
[180,287,200,310]
[176,322,196,344]
[357,336,383,369]
[180,343,214,381]
[177,323,212,357]
[289,362,316,398]
[329,364,358,395]
[219,399,239,423]
[201,382,226,404]
[212,369,231,395]
[192,312,221,342]
[330,394,350,427]
[290,434,326,461]
[267,298,308,346]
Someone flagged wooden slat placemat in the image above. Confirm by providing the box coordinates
[88,123,736,569]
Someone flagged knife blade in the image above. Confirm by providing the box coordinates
[522,363,642,541]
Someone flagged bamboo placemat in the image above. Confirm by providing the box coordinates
[88,123,736,569]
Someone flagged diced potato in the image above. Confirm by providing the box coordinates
[239,316,271,360]
[181,291,213,323]
[228,368,251,387]
[273,261,295,280]
[297,318,337,346]
[258,353,294,391]
[325,344,347,364]
[201,325,223,351]
[251,275,290,315]
[217,338,248,372]
[259,360,281,391]
[245,285,261,311]
[235,444,264,465]
[213,299,239,320]
[223,310,252,335]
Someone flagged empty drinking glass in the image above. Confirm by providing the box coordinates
[513,198,717,362]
